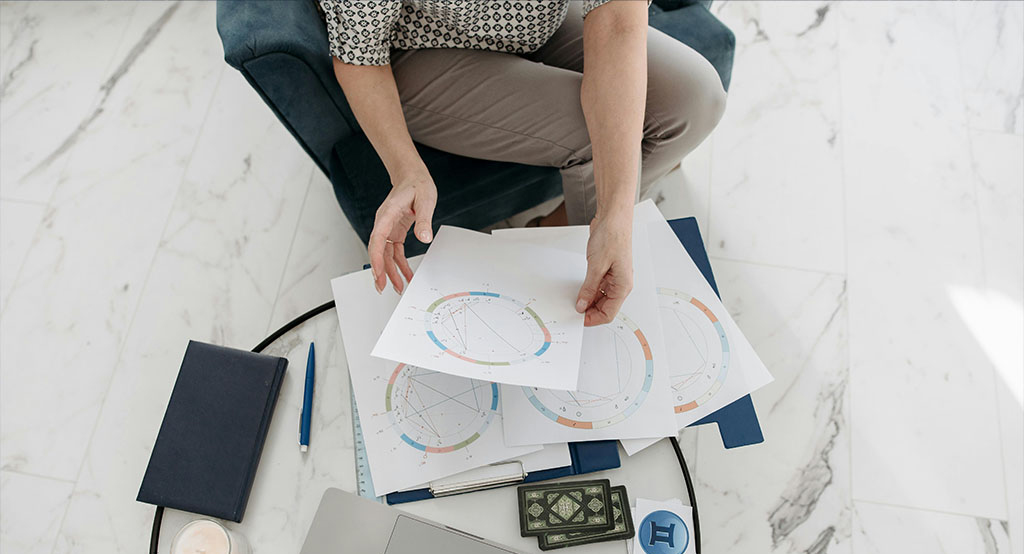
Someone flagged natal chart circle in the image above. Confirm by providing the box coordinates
[423,291,551,366]
[657,287,729,413]
[385,363,499,453]
[523,311,654,429]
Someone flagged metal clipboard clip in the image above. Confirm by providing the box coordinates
[428,461,526,497]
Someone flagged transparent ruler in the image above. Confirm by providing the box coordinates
[350,387,383,503]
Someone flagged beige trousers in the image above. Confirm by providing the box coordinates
[390,3,727,225]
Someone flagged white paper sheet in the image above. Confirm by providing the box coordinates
[516,443,573,472]
[494,225,678,445]
[332,260,540,495]
[620,201,775,455]
[372,226,587,389]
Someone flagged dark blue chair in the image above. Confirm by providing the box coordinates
[216,0,733,255]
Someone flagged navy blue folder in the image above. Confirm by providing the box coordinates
[377,216,762,504]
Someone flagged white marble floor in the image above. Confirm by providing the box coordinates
[0,1,1020,553]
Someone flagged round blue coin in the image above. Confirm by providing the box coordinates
[638,509,690,554]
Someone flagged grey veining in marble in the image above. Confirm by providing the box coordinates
[23,1,180,180]
[0,1,1020,553]
[769,378,846,547]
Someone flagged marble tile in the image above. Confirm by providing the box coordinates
[967,130,1024,554]
[0,199,46,308]
[51,67,316,553]
[853,501,1011,554]
[708,1,845,273]
[971,131,1024,304]
[0,1,137,203]
[649,137,713,237]
[0,471,74,554]
[267,171,368,331]
[840,2,1008,521]
[955,1,1024,135]
[694,258,851,553]
[997,375,1024,554]
[0,1,223,481]
[47,1,224,206]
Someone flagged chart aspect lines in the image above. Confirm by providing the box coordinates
[658,287,729,413]
[424,292,551,366]
[523,311,654,429]
[385,363,499,453]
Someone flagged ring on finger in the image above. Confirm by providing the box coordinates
[385,239,404,245]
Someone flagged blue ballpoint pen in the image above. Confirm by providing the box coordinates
[299,342,315,452]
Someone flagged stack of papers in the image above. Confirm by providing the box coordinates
[331,200,773,496]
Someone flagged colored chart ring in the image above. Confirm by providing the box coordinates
[523,312,654,429]
[658,287,730,413]
[384,363,499,453]
[423,291,551,366]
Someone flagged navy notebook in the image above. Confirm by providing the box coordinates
[137,340,287,522]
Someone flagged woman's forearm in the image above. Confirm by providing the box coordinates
[581,2,649,223]
[332,59,427,181]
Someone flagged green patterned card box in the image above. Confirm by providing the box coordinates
[517,479,613,537]
[537,485,634,550]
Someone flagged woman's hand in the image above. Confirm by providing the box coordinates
[368,170,437,294]
[329,60,437,295]
[575,214,633,326]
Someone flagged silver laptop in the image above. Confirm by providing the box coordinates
[300,488,522,554]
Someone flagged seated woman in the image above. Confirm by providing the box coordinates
[320,0,726,325]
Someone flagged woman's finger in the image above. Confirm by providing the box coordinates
[583,269,631,326]
[382,240,405,294]
[369,204,400,293]
[412,188,437,244]
[602,269,633,305]
[394,242,414,283]
[583,277,613,326]
[575,260,609,314]
[585,292,624,326]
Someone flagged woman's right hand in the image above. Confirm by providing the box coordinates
[368,169,438,295]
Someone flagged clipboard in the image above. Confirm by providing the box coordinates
[385,440,620,504]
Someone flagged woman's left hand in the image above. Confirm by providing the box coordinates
[575,215,633,326]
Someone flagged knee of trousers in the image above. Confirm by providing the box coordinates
[643,56,728,160]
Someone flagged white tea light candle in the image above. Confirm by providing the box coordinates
[171,519,250,554]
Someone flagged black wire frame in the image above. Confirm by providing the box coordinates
[149,299,702,553]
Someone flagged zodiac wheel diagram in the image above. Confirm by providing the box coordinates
[523,311,654,429]
[423,291,551,366]
[385,363,499,453]
[658,287,730,413]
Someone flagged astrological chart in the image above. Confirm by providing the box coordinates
[332,261,540,495]
[373,226,586,389]
[497,222,679,446]
[620,201,774,456]
[657,287,730,413]
[522,311,654,429]
[385,363,499,453]
[423,292,551,366]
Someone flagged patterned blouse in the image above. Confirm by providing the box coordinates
[320,0,614,66]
